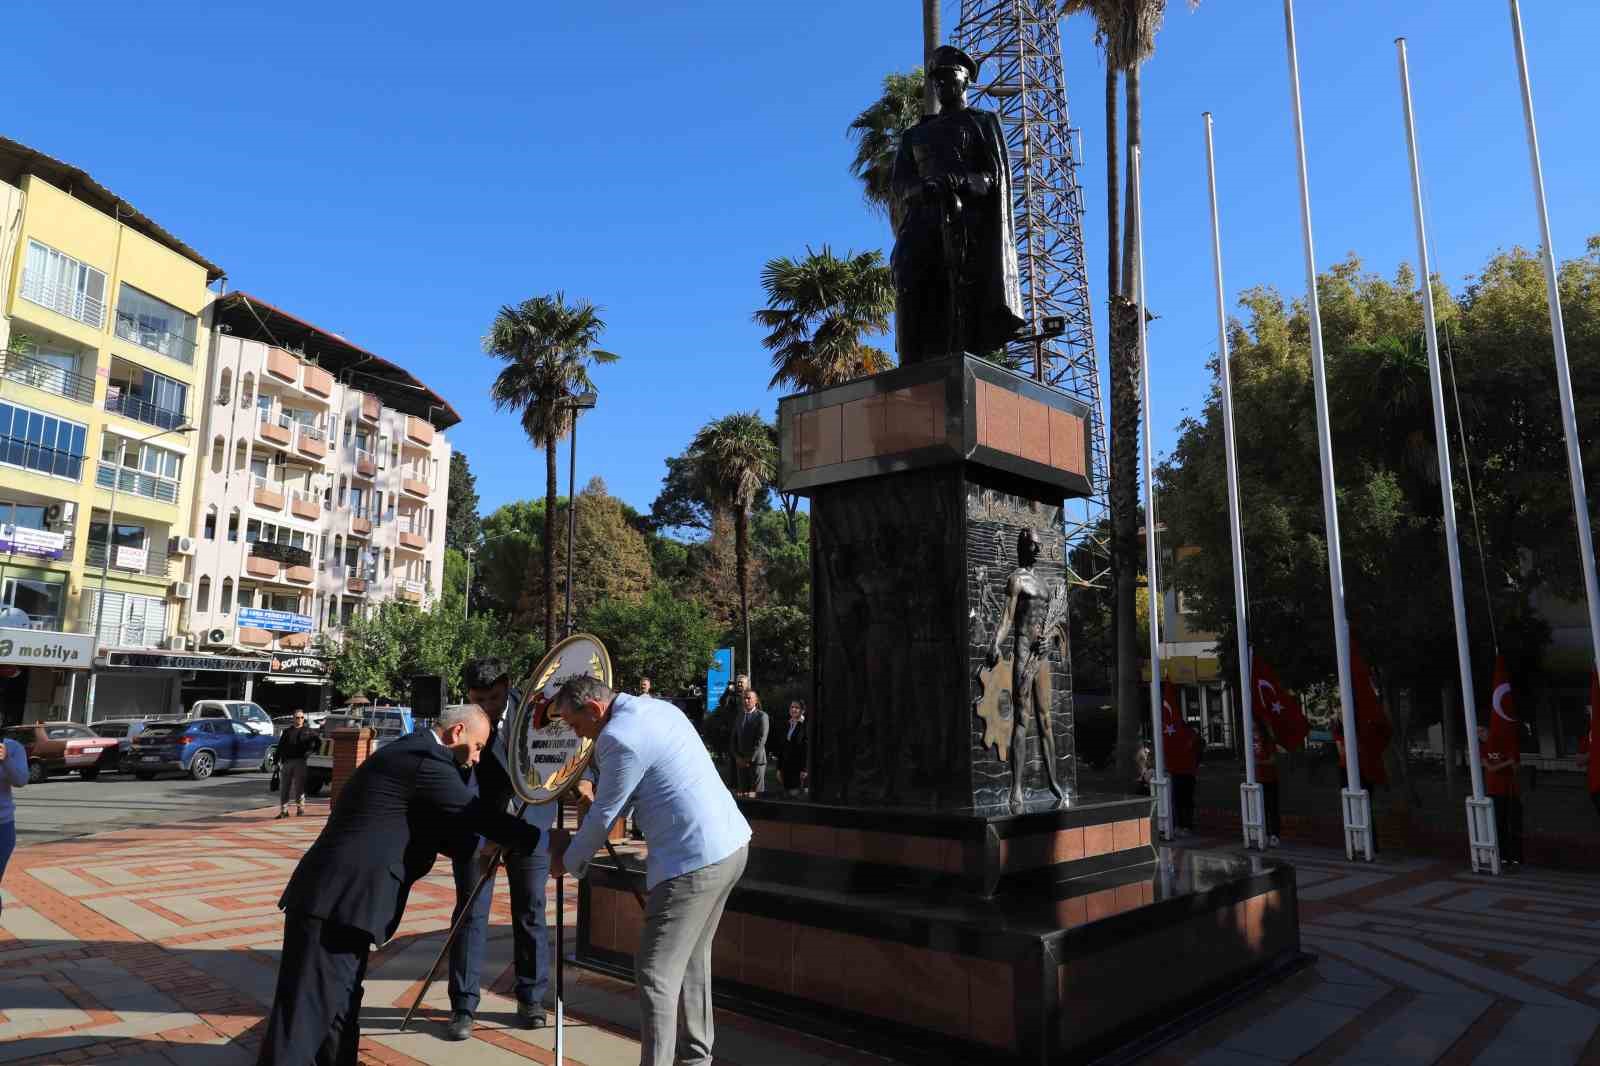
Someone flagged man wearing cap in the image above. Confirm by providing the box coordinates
[444,658,580,1040]
[890,43,1026,364]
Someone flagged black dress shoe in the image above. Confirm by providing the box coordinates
[445,1011,473,1041]
[518,1002,547,1029]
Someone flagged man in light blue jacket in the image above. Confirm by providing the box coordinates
[0,732,29,917]
[551,676,750,1066]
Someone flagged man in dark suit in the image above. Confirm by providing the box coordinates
[258,704,541,1066]
[730,687,769,798]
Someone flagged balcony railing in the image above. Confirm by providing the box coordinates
[0,611,64,632]
[95,462,179,504]
[80,619,165,649]
[19,270,104,329]
[85,540,174,578]
[113,310,195,365]
[0,435,86,481]
[106,390,187,431]
[0,350,96,405]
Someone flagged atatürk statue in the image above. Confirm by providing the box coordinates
[985,528,1067,809]
[890,44,1026,364]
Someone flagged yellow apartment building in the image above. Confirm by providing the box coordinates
[0,136,223,724]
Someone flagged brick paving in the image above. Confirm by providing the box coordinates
[1,807,1598,1064]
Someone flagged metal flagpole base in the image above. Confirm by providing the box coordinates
[1465,797,1501,875]
[1150,774,1174,841]
[1341,788,1373,861]
[1240,782,1266,850]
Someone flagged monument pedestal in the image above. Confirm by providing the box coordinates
[575,358,1306,1062]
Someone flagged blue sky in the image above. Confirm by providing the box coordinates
[8,1,1597,519]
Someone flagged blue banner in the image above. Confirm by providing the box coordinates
[237,607,314,634]
[706,647,733,711]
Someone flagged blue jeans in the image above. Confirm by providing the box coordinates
[449,847,550,1014]
[0,819,14,895]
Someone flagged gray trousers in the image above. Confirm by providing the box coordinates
[278,758,308,808]
[635,846,747,1066]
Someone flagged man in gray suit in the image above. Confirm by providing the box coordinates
[730,688,769,798]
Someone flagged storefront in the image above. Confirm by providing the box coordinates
[256,653,332,717]
[92,650,270,723]
[0,626,93,725]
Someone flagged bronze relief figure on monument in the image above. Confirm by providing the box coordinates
[890,44,1027,364]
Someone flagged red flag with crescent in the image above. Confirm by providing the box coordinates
[1161,679,1199,774]
[1249,650,1309,752]
[1583,668,1598,796]
[1485,654,1520,772]
[1348,635,1392,786]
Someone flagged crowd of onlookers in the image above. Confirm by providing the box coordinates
[693,673,807,799]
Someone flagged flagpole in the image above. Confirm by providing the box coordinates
[1282,0,1370,862]
[1202,114,1264,851]
[1509,0,1600,688]
[1131,142,1172,841]
[1395,39,1500,876]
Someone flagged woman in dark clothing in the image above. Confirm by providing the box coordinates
[778,700,808,797]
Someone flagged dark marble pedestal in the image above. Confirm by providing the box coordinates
[577,795,1306,1065]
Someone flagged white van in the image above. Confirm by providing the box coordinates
[186,700,274,737]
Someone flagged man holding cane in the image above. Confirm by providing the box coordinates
[550,675,749,1066]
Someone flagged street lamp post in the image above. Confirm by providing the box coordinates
[562,391,598,637]
[83,422,194,723]
[464,546,475,620]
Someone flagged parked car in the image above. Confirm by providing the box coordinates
[2,722,113,783]
[186,700,275,736]
[128,719,276,780]
[87,718,181,773]
[303,706,416,796]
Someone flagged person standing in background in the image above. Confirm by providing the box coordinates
[0,731,26,917]
[1580,670,1598,818]
[1161,681,1200,837]
[639,677,652,697]
[779,700,807,797]
[1480,724,1523,868]
[275,710,319,819]
[730,688,769,799]
[1254,723,1283,848]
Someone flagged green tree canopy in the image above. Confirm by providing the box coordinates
[329,600,543,705]
[584,586,720,696]
[754,246,894,392]
[444,451,481,553]
[518,477,653,630]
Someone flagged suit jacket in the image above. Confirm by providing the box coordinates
[731,708,769,766]
[279,729,541,944]
[778,718,807,782]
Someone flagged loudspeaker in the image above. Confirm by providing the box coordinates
[410,674,446,722]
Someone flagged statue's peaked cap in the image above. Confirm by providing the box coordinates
[929,44,979,82]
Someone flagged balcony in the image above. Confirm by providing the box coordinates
[238,627,272,648]
[85,540,173,579]
[257,408,293,447]
[0,435,86,482]
[295,424,328,461]
[265,347,301,383]
[105,390,187,432]
[280,631,313,650]
[360,393,381,423]
[252,476,285,511]
[401,476,430,499]
[404,416,434,448]
[397,579,424,604]
[245,555,279,579]
[81,619,166,650]
[302,364,333,399]
[114,310,195,365]
[289,490,320,521]
[0,349,95,405]
[286,564,315,584]
[397,524,426,551]
[0,612,65,632]
[354,449,377,479]
[346,575,367,595]
[20,269,104,329]
[96,463,179,505]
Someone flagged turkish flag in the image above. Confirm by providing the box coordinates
[1485,655,1520,767]
[1583,668,1598,796]
[1162,679,1199,775]
[1348,635,1392,786]
[1249,651,1309,752]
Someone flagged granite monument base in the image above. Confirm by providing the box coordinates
[576,796,1306,1065]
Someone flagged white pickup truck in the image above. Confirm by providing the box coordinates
[303,705,417,796]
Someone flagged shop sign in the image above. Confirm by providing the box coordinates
[237,607,314,634]
[0,627,93,668]
[102,651,270,673]
[269,654,327,677]
[0,524,66,560]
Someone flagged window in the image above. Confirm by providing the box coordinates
[382,549,391,577]
[235,437,248,473]
[196,576,211,612]
[378,436,389,467]
[98,436,181,501]
[85,589,168,648]
[220,578,233,614]
[2,574,65,628]
[89,521,147,552]
[0,502,50,533]
[210,435,224,474]
[238,586,254,610]
[339,599,357,626]
[0,401,88,479]
[217,367,232,405]
[107,364,188,430]
[337,476,347,508]
[203,507,217,540]
[240,372,254,408]
[20,240,107,328]
[114,284,197,363]
[227,509,240,542]
[349,486,366,517]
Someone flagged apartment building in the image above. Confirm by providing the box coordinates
[0,137,221,725]
[177,292,454,715]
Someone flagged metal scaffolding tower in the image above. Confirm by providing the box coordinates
[954,0,1108,587]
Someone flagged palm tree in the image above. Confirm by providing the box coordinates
[755,246,895,392]
[847,70,925,223]
[485,294,618,650]
[690,413,777,683]
[1060,0,1198,782]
